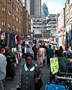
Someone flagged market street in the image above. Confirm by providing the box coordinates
[0,0,72,90]
[5,59,50,90]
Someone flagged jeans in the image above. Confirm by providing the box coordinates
[0,81,4,90]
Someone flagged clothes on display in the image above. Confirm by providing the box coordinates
[68,27,71,40]
[0,32,6,47]
[6,33,17,48]
[0,32,21,48]
[17,35,21,43]
[0,32,5,40]
[9,34,16,48]
[5,51,16,78]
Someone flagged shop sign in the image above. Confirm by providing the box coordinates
[50,58,59,74]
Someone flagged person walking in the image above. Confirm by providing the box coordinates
[21,53,43,90]
[24,45,30,55]
[5,47,16,79]
[50,50,72,81]
[46,45,54,65]
[38,45,44,68]
[42,45,46,65]
[55,50,72,72]
[17,43,22,61]
[32,43,38,60]
[0,52,7,90]
[59,46,63,54]
[64,46,72,58]
[0,47,5,55]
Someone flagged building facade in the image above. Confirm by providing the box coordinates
[25,0,30,15]
[30,0,34,15]
[31,15,42,38]
[34,0,41,16]
[0,0,23,35]
[65,0,72,48]
[30,19,33,37]
[57,8,66,47]
[69,0,72,24]
[41,3,49,16]
[23,7,31,37]
[47,14,58,38]
[57,8,65,33]
[25,0,41,16]
[65,0,70,26]
[41,16,49,39]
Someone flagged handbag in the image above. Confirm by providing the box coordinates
[34,66,43,90]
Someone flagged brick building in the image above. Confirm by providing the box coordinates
[0,0,23,35]
[65,0,72,47]
[23,6,31,36]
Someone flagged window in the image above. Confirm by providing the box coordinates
[12,14,15,20]
[8,10,11,16]
[33,26,35,28]
[2,21,6,26]
[8,0,11,3]
[2,6,6,12]
[53,19,56,21]
[16,27,18,31]
[19,3,22,7]
[8,23,11,28]
[16,7,19,13]
[19,29,21,33]
[12,2,15,10]
[19,19,22,24]
[20,11,22,16]
[53,26,56,28]
[12,25,15,30]
[48,26,52,28]
[16,17,19,22]
[17,0,19,3]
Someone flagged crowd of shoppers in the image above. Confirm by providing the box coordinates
[0,43,22,90]
[0,40,72,90]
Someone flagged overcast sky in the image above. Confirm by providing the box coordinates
[41,0,67,14]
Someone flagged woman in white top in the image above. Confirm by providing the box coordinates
[21,53,43,90]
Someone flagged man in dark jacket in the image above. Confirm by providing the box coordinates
[46,45,54,65]
[32,43,38,60]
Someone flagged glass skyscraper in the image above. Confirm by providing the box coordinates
[41,3,49,16]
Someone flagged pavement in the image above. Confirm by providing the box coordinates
[5,58,50,90]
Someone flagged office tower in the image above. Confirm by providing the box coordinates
[41,3,49,16]
[25,0,41,16]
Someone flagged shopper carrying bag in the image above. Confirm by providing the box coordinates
[21,53,43,90]
[34,66,43,90]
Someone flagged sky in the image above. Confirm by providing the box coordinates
[42,0,67,14]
